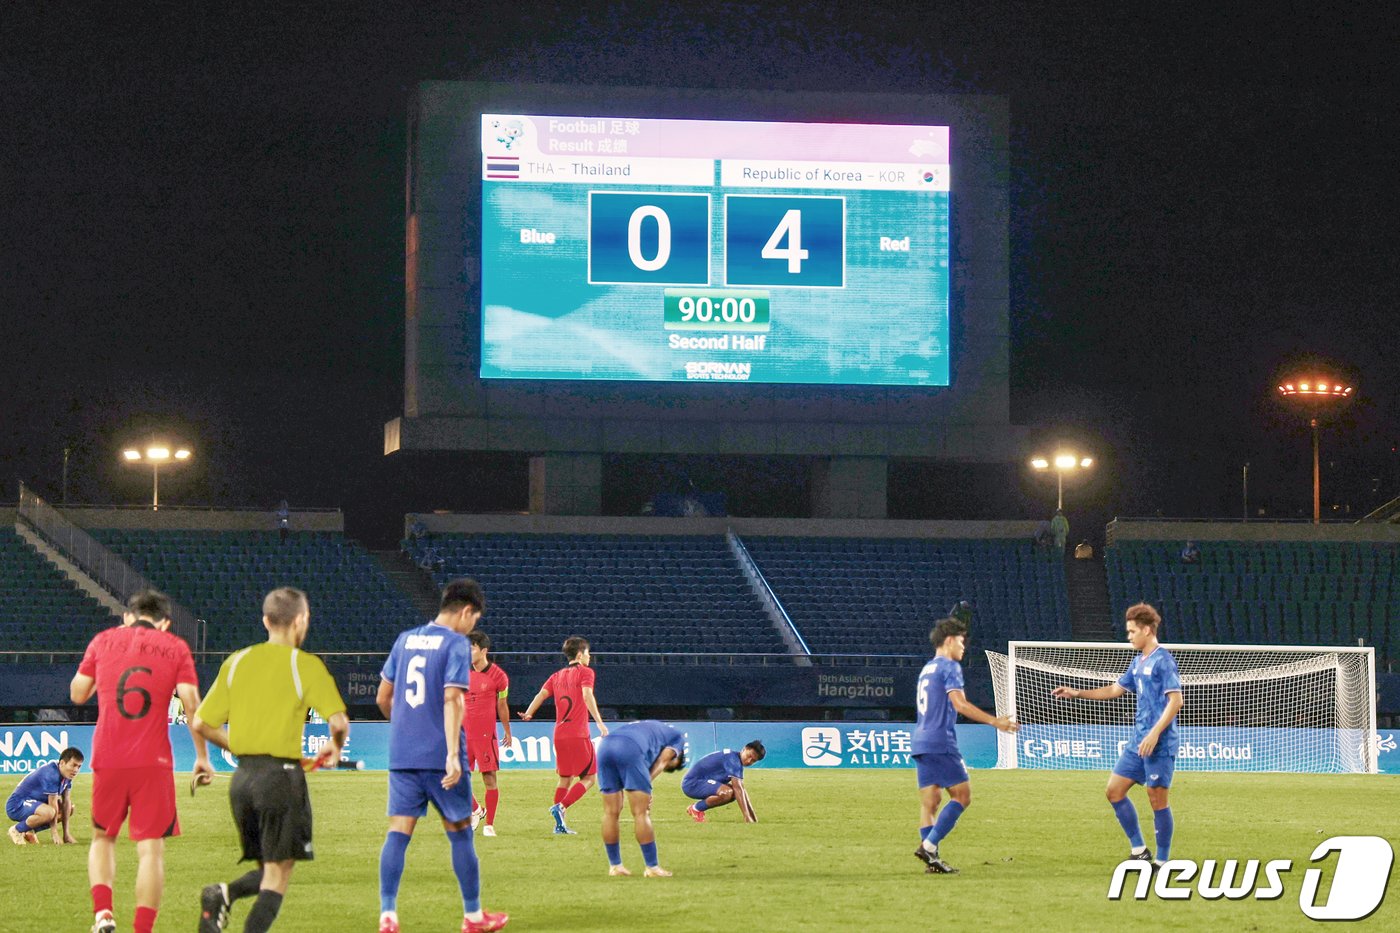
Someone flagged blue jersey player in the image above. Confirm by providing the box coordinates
[597,720,686,877]
[912,617,1018,874]
[682,742,764,823]
[374,579,509,933]
[7,747,82,845]
[1053,602,1183,867]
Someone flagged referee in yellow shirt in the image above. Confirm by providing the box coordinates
[192,587,349,933]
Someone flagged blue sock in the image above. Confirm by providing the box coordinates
[919,825,935,844]
[926,801,964,846]
[605,842,622,866]
[446,828,481,914]
[378,831,411,913]
[1153,808,1174,862]
[1111,798,1144,848]
[640,841,659,868]
[694,800,709,812]
[13,822,27,835]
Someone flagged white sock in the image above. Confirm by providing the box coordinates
[1131,845,1148,855]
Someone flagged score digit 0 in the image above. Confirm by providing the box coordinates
[589,192,710,286]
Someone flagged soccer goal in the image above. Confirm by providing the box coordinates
[987,642,1378,774]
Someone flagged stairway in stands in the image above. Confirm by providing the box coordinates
[1066,553,1115,641]
[371,550,439,620]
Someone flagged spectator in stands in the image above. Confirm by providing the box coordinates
[274,500,290,544]
[1075,540,1095,559]
[417,545,445,574]
[1050,510,1070,551]
[1180,541,1200,565]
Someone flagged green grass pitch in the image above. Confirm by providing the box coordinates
[2,769,1396,932]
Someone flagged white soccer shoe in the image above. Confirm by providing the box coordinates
[471,804,487,828]
[481,824,497,837]
[643,866,673,878]
[91,912,117,933]
[608,864,632,876]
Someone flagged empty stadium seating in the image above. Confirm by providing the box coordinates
[744,536,1071,655]
[408,534,789,656]
[92,530,421,653]
[1106,540,1397,660]
[0,528,115,651]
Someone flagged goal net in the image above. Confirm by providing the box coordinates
[987,642,1377,773]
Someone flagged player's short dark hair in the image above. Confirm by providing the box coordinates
[126,588,172,621]
[1125,602,1162,632]
[441,578,485,613]
[263,587,309,627]
[468,630,491,651]
[930,617,969,649]
[562,636,589,660]
[59,747,83,763]
[745,740,766,761]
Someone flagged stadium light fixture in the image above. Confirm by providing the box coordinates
[1030,449,1094,512]
[1276,373,1357,524]
[121,440,193,511]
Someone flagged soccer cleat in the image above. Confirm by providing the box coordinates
[461,910,509,933]
[7,826,26,846]
[471,803,487,829]
[925,858,959,874]
[608,864,632,876]
[553,823,577,835]
[1127,850,1163,872]
[643,866,673,878]
[914,844,937,868]
[378,912,400,933]
[22,831,37,844]
[686,804,706,823]
[481,824,497,837]
[199,883,230,933]
[91,912,117,933]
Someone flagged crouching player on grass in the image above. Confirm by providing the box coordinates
[682,742,763,823]
[913,617,1018,874]
[1052,602,1182,868]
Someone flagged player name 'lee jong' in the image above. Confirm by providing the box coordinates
[669,334,767,351]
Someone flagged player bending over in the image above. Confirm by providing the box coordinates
[519,636,608,834]
[913,617,1018,875]
[1052,602,1182,867]
[374,578,508,933]
[682,742,764,823]
[596,720,686,877]
[7,746,81,845]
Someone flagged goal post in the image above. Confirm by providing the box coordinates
[987,641,1378,774]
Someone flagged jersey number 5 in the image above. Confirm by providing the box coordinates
[404,656,427,708]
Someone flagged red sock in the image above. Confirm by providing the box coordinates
[485,788,500,824]
[134,906,157,933]
[471,795,479,810]
[562,782,588,809]
[553,787,567,806]
[92,884,113,915]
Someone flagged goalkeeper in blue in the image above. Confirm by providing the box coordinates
[913,617,1018,874]
[1052,602,1183,867]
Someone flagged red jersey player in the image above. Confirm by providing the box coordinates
[69,590,214,933]
[464,631,512,837]
[519,636,608,835]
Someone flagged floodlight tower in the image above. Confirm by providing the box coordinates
[1030,451,1094,512]
[122,442,192,510]
[1276,375,1355,524]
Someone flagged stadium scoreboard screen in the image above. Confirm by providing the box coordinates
[480,115,951,386]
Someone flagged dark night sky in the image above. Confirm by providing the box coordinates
[3,2,1397,543]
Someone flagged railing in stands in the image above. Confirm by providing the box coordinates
[16,482,204,650]
[727,529,811,659]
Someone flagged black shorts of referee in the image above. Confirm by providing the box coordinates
[230,756,315,862]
